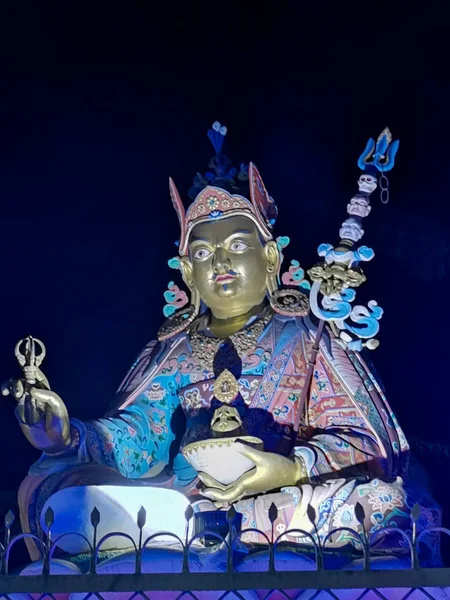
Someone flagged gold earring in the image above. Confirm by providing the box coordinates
[267,251,310,318]
[266,269,279,296]
[269,288,309,317]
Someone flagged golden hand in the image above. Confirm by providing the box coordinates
[2,368,72,455]
[198,442,307,505]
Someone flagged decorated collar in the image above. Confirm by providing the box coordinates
[188,306,273,373]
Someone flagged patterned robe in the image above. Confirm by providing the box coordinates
[20,310,438,559]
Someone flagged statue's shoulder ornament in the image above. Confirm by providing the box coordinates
[157,304,198,341]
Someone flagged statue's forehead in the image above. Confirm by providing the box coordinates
[189,215,259,242]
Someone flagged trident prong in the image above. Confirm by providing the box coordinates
[14,336,46,385]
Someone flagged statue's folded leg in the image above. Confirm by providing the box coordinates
[19,465,191,559]
[19,465,135,559]
[234,477,436,555]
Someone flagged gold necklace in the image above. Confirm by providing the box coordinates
[189,310,271,375]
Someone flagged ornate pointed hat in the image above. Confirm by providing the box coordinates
[169,122,278,256]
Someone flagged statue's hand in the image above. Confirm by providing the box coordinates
[2,371,72,455]
[198,442,305,505]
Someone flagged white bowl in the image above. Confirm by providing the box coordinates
[182,436,263,485]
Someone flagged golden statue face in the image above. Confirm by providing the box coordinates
[182,215,279,319]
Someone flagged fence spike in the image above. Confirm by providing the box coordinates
[185,504,194,522]
[307,504,316,527]
[411,503,422,523]
[411,503,421,569]
[91,507,101,527]
[227,505,236,523]
[355,502,366,525]
[269,503,278,524]
[4,510,15,529]
[1,510,14,576]
[43,508,53,577]
[136,513,144,577]
[137,506,147,529]
[44,506,55,529]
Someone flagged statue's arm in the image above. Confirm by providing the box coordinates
[294,426,384,484]
[294,337,405,483]
[68,339,182,479]
[70,398,177,479]
[26,339,183,480]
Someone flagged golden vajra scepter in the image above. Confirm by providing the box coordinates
[14,335,46,385]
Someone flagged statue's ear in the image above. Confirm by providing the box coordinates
[180,256,195,290]
[264,240,281,275]
[264,241,281,296]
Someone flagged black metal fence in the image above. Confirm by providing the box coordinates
[1,503,450,599]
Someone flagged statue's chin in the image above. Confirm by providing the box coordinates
[205,293,239,314]
[215,285,238,298]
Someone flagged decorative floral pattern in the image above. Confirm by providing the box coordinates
[185,188,253,229]
[367,483,405,514]
[332,503,356,528]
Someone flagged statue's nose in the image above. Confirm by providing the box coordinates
[212,247,231,274]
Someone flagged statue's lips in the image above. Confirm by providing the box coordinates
[214,274,238,283]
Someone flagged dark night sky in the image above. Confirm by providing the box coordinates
[1,1,450,516]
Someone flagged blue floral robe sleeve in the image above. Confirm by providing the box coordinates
[70,338,185,479]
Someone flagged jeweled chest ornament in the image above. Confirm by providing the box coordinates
[213,369,239,404]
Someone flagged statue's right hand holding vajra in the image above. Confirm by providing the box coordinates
[2,369,72,455]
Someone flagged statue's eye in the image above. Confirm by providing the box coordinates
[229,241,249,252]
[193,248,212,260]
